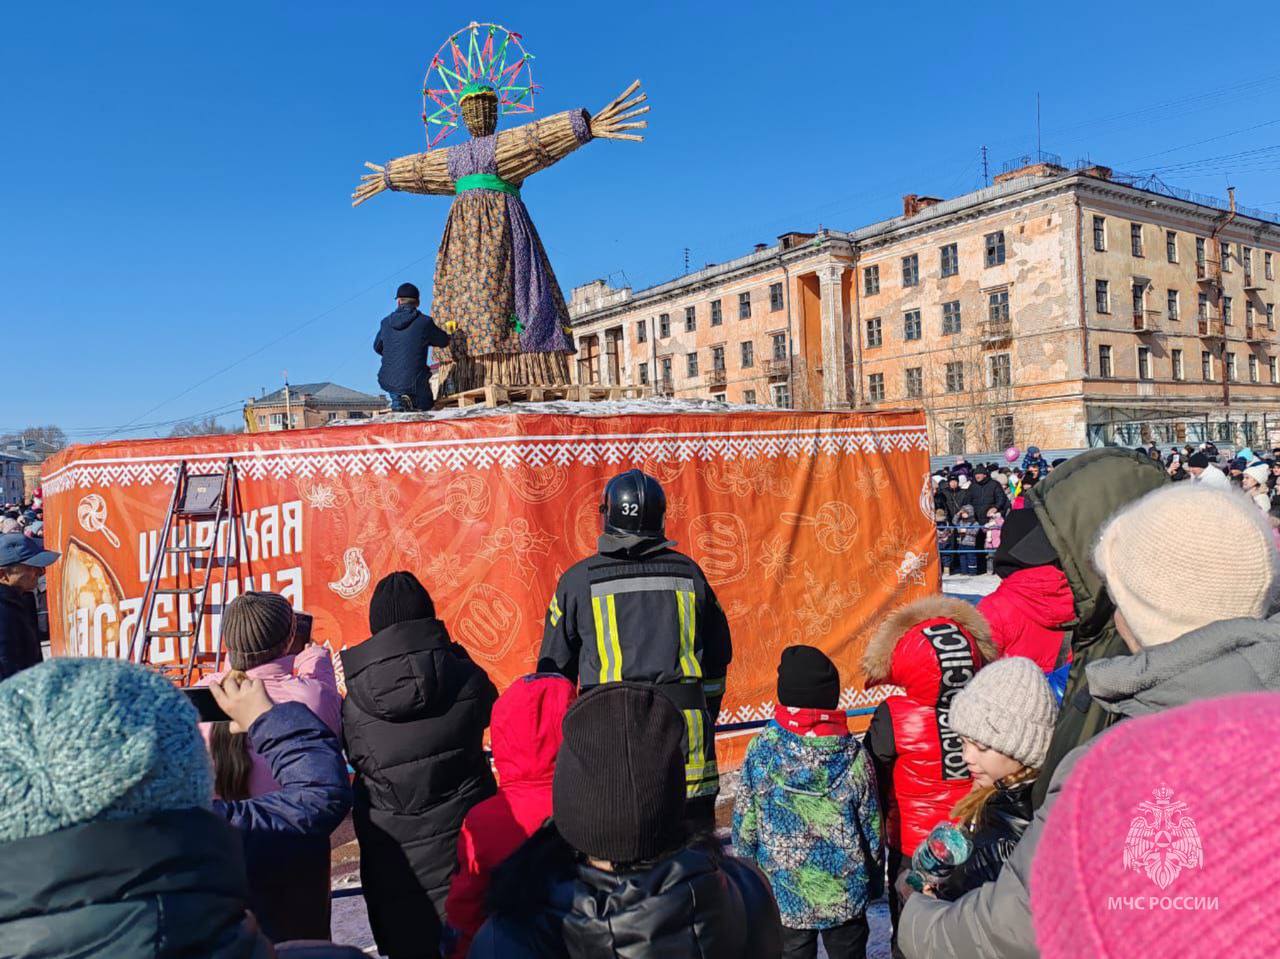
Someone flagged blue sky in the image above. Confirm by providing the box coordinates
[4,1,1280,440]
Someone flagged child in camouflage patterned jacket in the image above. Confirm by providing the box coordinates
[733,646,883,959]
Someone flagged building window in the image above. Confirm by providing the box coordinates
[904,309,922,341]
[1247,301,1255,329]
[866,316,883,348]
[902,254,920,287]
[1269,304,1276,331]
[686,352,699,377]
[659,313,670,337]
[1096,279,1110,314]
[1221,241,1232,272]
[637,320,647,343]
[994,414,1015,450]
[685,306,697,332]
[1167,289,1179,321]
[985,231,1006,267]
[744,389,756,404]
[1267,252,1274,280]
[1202,350,1213,381]
[1099,344,1113,378]
[1172,349,1184,381]
[1271,356,1278,384]
[1223,296,1233,325]
[988,289,1010,326]
[1166,230,1178,263]
[905,366,923,398]
[1199,292,1209,320]
[947,420,966,455]
[1137,346,1152,381]
[1227,352,1237,381]
[864,265,880,295]
[1130,223,1144,257]
[711,392,726,403]
[868,372,885,402]
[772,382,791,409]
[771,332,787,362]
[1132,282,1145,318]
[577,336,601,385]
[1243,246,1253,279]
[1093,216,1106,252]
[638,362,649,385]
[945,361,965,393]
[739,291,752,319]
[1196,237,1207,268]
[660,356,672,384]
[941,243,959,277]
[1250,354,1260,383]
[942,300,962,335]
[741,341,754,368]
[711,345,725,371]
[270,412,284,428]
[989,352,1012,387]
[769,283,784,311]
[710,299,723,326]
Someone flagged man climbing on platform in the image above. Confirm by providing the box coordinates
[374,282,451,411]
[538,469,732,829]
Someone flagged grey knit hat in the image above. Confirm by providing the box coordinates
[948,657,1058,769]
[0,658,212,844]
[221,591,295,670]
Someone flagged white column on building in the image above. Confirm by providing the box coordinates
[818,264,850,408]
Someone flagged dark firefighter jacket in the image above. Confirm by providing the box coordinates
[538,533,732,800]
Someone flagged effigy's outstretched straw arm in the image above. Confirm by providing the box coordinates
[352,150,454,207]
[590,80,649,142]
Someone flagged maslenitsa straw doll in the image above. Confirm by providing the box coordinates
[352,23,647,393]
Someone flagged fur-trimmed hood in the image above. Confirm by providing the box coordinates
[862,595,997,698]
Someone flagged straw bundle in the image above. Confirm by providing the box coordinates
[441,351,571,392]
[353,150,452,206]
[588,80,649,142]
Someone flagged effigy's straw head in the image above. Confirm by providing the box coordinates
[461,87,499,137]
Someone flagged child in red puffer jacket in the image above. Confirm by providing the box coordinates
[443,673,576,958]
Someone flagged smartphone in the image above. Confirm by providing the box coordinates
[182,686,231,723]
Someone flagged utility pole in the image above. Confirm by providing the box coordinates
[283,371,292,431]
[981,145,990,187]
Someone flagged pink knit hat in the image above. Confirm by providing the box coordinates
[1031,693,1280,958]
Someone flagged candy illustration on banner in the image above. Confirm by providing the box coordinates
[328,547,371,599]
[76,494,121,548]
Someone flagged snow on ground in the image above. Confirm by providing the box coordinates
[328,572,1000,957]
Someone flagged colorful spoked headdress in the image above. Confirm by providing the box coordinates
[421,22,537,149]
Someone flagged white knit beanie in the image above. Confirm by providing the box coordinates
[1244,463,1270,487]
[948,657,1058,768]
[1094,484,1280,647]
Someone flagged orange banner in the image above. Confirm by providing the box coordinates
[42,407,937,746]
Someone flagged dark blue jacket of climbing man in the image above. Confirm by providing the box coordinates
[374,305,451,406]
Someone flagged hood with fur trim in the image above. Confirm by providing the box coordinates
[862,595,997,701]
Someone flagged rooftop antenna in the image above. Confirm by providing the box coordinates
[683,247,690,274]
[981,145,990,187]
[1036,93,1042,158]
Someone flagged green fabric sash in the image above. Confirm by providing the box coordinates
[454,173,520,197]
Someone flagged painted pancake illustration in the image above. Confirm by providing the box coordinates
[60,537,127,658]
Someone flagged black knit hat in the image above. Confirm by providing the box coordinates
[395,282,420,300]
[369,571,435,634]
[552,683,686,864]
[777,644,841,709]
[221,591,295,670]
[1188,451,1210,469]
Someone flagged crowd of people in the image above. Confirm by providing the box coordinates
[1,452,1279,958]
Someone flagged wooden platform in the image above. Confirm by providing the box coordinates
[435,384,648,409]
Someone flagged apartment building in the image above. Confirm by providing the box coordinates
[244,382,388,432]
[568,162,1280,452]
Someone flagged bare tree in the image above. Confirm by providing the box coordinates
[923,337,1015,454]
[168,416,240,438]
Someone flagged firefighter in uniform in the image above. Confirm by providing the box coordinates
[539,469,732,826]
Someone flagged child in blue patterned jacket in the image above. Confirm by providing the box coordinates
[733,645,884,959]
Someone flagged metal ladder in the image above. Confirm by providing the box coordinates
[129,459,243,683]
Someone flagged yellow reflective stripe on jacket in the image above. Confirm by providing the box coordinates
[548,595,563,628]
[682,707,720,798]
[592,594,623,683]
[675,590,702,680]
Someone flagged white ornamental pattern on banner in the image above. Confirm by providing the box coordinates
[718,683,900,726]
[42,426,930,494]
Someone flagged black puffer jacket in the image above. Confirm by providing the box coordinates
[935,778,1035,900]
[965,476,1009,518]
[0,809,271,958]
[341,617,497,959]
[470,828,781,959]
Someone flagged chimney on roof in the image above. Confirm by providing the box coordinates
[1228,186,1236,213]
[902,194,943,218]
[754,243,768,252]
[777,231,816,251]
[1078,164,1113,181]
[993,160,1067,185]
